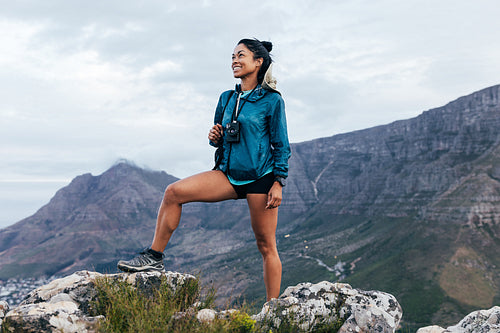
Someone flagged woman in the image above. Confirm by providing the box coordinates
[118,38,291,301]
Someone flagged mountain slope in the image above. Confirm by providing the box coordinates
[1,85,499,330]
[0,162,178,276]
[280,85,500,327]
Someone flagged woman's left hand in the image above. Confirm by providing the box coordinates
[266,182,283,209]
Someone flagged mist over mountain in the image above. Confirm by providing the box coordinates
[1,85,499,329]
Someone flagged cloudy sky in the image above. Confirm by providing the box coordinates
[1,0,500,227]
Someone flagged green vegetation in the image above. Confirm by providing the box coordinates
[90,275,343,333]
[91,275,251,332]
[439,246,496,308]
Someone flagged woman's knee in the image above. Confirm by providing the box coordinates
[163,183,183,205]
[255,237,278,257]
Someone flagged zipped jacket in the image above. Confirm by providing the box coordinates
[211,84,291,182]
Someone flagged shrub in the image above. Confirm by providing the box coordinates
[89,275,344,332]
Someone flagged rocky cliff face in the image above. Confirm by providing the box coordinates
[281,85,500,328]
[1,85,499,330]
[285,85,500,218]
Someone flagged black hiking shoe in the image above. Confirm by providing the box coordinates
[117,248,165,273]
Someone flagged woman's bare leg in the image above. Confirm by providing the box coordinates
[247,193,282,300]
[151,170,237,252]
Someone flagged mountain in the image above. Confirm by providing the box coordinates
[1,85,499,330]
[0,162,178,276]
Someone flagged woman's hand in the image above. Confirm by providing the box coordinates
[208,123,224,145]
[266,182,283,209]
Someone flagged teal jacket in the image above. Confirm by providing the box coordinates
[212,84,291,182]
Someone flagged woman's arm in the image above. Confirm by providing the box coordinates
[210,90,234,147]
[269,96,291,178]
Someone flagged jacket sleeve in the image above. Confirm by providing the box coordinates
[269,95,291,178]
[209,92,227,148]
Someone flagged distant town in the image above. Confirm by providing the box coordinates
[0,276,59,307]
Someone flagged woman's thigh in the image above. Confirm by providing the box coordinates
[168,170,238,204]
[247,194,279,240]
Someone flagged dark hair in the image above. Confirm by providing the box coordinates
[238,38,273,84]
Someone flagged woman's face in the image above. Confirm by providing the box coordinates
[232,43,263,80]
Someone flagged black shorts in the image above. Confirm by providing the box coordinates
[231,173,275,199]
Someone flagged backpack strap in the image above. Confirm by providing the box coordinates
[213,91,235,170]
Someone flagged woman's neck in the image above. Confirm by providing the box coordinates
[240,76,258,92]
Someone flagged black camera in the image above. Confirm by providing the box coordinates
[226,120,240,143]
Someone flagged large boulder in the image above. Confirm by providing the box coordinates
[1,270,195,333]
[253,281,402,332]
[417,306,500,333]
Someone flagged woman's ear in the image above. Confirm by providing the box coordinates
[256,58,263,67]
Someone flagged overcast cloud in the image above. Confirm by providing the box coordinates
[1,0,500,227]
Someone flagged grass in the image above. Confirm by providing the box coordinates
[91,275,223,333]
[89,274,344,333]
[439,246,496,308]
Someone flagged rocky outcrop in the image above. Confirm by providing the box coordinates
[254,281,402,332]
[1,270,402,333]
[417,306,500,333]
[1,270,196,333]
[3,269,500,333]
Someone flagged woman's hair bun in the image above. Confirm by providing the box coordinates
[261,41,273,53]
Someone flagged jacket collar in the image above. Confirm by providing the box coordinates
[234,63,280,99]
[234,84,267,102]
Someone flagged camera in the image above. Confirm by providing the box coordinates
[226,120,240,143]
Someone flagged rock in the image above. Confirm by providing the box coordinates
[5,301,100,333]
[0,300,9,317]
[19,270,102,315]
[447,306,500,332]
[0,300,9,329]
[2,270,196,333]
[417,306,500,333]
[253,281,402,332]
[196,308,217,323]
[416,326,446,333]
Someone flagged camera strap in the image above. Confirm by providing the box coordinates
[231,86,257,121]
[233,92,242,120]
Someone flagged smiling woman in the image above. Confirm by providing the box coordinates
[117,38,291,302]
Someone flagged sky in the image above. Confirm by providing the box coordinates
[1,0,500,228]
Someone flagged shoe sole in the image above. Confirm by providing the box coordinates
[117,262,164,273]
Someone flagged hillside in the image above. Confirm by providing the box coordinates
[1,85,499,330]
[0,163,178,276]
